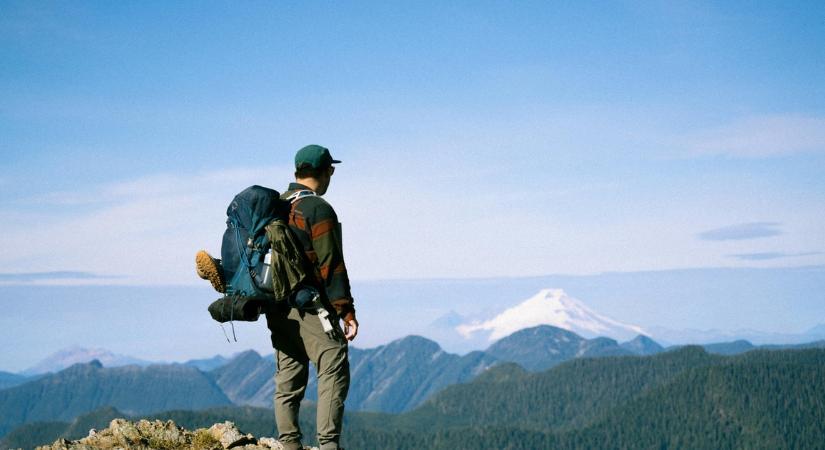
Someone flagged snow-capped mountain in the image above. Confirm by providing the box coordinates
[456,288,648,343]
[22,347,152,375]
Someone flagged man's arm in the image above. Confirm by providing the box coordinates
[308,201,358,339]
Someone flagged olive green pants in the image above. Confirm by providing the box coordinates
[266,306,350,450]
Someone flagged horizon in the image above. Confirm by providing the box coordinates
[3,264,825,372]
[12,315,825,376]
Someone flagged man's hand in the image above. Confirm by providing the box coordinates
[343,317,359,341]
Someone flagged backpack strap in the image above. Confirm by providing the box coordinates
[285,189,317,204]
[284,189,317,236]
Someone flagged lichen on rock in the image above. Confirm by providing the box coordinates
[35,418,317,450]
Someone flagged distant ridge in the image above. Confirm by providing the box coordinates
[347,335,498,413]
[209,337,499,413]
[485,325,636,371]
[0,360,231,437]
[621,335,664,355]
[22,347,152,375]
[0,371,30,390]
[648,322,825,346]
[208,350,275,407]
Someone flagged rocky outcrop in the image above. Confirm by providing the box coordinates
[35,418,317,450]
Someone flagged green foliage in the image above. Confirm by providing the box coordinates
[146,434,177,449]
[191,428,221,450]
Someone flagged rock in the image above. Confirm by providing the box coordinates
[108,418,143,445]
[37,438,71,450]
[138,419,188,448]
[208,421,256,449]
[35,417,297,450]
[256,437,284,449]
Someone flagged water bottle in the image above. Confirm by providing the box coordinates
[261,250,273,289]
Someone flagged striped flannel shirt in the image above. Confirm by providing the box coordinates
[281,182,355,321]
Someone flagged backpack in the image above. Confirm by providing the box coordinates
[208,185,316,326]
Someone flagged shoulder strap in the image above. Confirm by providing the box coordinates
[284,189,317,233]
[285,189,317,204]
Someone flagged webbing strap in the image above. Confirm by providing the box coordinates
[286,190,316,203]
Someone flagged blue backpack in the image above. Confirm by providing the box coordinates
[220,185,288,298]
[208,185,321,332]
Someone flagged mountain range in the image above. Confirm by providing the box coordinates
[14,287,825,375]
[4,282,825,444]
[6,320,824,443]
[343,346,825,449]
[0,323,656,439]
[6,345,824,450]
[0,360,232,437]
[206,327,671,412]
[208,336,499,413]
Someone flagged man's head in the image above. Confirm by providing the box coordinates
[294,144,340,196]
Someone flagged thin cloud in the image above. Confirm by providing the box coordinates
[698,222,783,241]
[0,271,121,283]
[0,166,295,285]
[728,251,822,261]
[688,115,825,158]
[23,166,282,207]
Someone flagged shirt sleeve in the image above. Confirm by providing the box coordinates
[307,200,355,319]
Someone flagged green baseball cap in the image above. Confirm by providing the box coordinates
[294,144,341,169]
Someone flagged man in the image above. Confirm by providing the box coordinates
[196,144,357,450]
[265,144,357,450]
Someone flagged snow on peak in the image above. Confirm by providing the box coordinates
[455,289,646,342]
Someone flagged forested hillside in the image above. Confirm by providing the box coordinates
[343,347,825,449]
[8,347,824,450]
[0,361,231,437]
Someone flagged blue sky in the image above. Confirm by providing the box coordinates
[1,2,824,368]
[2,1,824,283]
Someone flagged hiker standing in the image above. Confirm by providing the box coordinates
[195,144,357,449]
[265,145,357,450]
